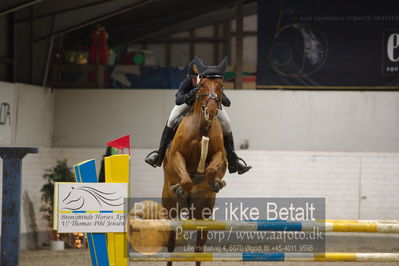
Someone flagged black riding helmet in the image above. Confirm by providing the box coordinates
[199,67,224,79]
[194,56,227,79]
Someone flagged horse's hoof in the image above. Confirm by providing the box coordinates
[211,183,220,192]
[175,186,184,198]
[219,179,227,188]
[170,183,186,198]
[210,178,226,193]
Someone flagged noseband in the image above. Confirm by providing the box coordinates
[196,80,223,122]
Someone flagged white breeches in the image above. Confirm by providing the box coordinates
[166,104,232,134]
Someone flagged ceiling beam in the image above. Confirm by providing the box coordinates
[118,1,256,45]
[108,1,234,46]
[0,0,44,16]
[231,30,257,36]
[142,37,228,43]
[34,0,154,42]
[15,0,110,24]
[110,2,230,34]
[137,31,256,43]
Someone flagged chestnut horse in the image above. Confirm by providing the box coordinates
[162,58,228,266]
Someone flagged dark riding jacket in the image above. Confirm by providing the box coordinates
[175,76,231,107]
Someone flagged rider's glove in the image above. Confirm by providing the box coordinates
[221,93,231,107]
[184,88,199,105]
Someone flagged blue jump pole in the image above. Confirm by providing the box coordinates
[0,147,38,266]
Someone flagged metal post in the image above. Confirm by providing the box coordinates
[213,24,220,64]
[0,147,38,266]
[234,0,243,90]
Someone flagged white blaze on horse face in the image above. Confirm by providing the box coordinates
[200,79,222,122]
[204,107,210,122]
[205,100,219,122]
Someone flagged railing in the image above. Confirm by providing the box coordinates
[49,64,105,88]
[48,64,257,89]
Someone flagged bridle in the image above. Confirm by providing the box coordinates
[196,77,223,122]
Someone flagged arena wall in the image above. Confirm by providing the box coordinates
[54,89,399,152]
[1,84,399,250]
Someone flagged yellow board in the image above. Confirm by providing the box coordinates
[105,154,130,266]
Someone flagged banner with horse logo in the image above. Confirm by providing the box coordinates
[257,0,399,89]
[54,182,128,233]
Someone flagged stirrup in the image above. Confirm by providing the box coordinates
[145,150,159,168]
[236,157,251,175]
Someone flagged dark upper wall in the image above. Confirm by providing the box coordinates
[0,14,12,81]
[0,0,255,86]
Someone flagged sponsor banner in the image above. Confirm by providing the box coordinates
[55,182,128,233]
[257,0,399,89]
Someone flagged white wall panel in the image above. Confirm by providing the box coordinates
[0,147,397,245]
[54,89,399,152]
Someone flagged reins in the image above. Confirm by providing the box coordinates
[195,77,224,123]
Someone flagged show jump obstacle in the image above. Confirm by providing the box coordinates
[129,219,399,233]
[131,252,399,262]
[129,219,399,262]
[51,136,399,265]
[53,135,131,266]
[72,155,129,266]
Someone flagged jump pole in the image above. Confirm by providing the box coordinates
[130,220,399,233]
[130,252,399,262]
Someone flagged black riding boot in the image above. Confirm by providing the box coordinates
[224,132,251,174]
[145,125,173,167]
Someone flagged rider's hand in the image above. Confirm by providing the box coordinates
[184,88,199,105]
[221,93,231,107]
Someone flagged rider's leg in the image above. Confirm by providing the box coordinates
[145,104,190,167]
[218,109,251,175]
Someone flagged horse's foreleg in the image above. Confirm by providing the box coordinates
[206,151,227,192]
[167,231,176,266]
[206,151,226,180]
[172,151,193,192]
[195,229,208,266]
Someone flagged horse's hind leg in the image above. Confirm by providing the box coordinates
[195,229,208,266]
[167,231,176,266]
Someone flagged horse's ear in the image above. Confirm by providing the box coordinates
[194,56,207,73]
[217,56,228,74]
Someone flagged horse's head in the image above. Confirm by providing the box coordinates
[63,186,78,203]
[62,186,85,210]
[194,56,228,123]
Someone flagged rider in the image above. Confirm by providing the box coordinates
[145,59,251,175]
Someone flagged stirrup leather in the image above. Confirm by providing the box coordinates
[237,157,248,166]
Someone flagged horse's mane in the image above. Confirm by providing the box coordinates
[186,106,195,115]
